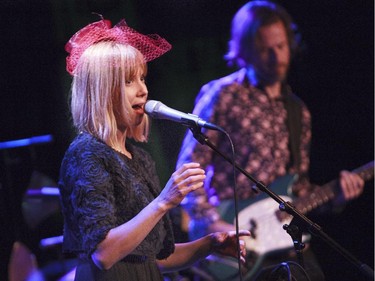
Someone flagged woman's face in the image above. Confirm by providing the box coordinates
[127,68,148,126]
[116,67,148,130]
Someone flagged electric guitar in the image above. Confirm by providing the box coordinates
[199,161,374,281]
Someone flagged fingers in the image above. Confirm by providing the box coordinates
[239,239,247,263]
[238,230,251,237]
[230,230,250,263]
[339,170,365,201]
[160,163,205,208]
[175,162,203,174]
[210,230,250,263]
[182,175,205,191]
[173,162,206,192]
[226,230,251,237]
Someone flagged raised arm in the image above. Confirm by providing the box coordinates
[92,163,206,270]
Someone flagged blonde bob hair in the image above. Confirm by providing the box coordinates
[70,41,149,151]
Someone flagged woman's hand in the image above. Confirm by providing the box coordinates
[157,162,206,211]
[210,230,251,263]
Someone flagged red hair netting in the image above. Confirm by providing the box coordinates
[65,18,172,75]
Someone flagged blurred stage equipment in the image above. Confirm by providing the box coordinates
[21,172,77,280]
[0,134,53,150]
[1,134,77,280]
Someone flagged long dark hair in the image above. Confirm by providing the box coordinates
[225,0,300,67]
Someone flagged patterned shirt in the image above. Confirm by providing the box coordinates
[176,68,312,239]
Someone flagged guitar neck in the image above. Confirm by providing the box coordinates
[292,161,374,215]
[353,161,375,181]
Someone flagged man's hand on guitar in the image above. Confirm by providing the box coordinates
[336,170,365,204]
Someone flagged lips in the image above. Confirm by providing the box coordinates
[132,103,145,114]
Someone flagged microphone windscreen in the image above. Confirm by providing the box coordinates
[144,100,160,117]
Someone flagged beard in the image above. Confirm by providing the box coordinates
[256,63,289,85]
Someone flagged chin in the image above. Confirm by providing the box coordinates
[134,116,144,127]
[269,73,287,84]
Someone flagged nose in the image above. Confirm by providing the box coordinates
[268,48,278,63]
[137,82,148,98]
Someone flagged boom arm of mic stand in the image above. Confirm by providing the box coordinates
[190,127,374,280]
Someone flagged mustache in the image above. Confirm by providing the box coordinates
[267,62,289,68]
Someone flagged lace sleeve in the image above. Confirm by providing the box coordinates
[63,149,118,257]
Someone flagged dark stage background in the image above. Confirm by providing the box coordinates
[0,0,373,280]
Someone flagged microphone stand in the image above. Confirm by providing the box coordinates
[190,126,374,281]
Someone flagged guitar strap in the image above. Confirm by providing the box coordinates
[283,84,302,172]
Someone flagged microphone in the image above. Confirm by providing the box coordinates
[144,100,223,131]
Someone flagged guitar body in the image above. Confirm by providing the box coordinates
[197,161,374,281]
[219,173,311,254]
[200,174,310,281]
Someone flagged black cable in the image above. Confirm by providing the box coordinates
[189,125,243,281]
[220,128,243,281]
[286,261,311,281]
[268,261,311,281]
[269,262,292,281]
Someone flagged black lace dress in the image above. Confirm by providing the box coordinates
[58,133,175,281]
